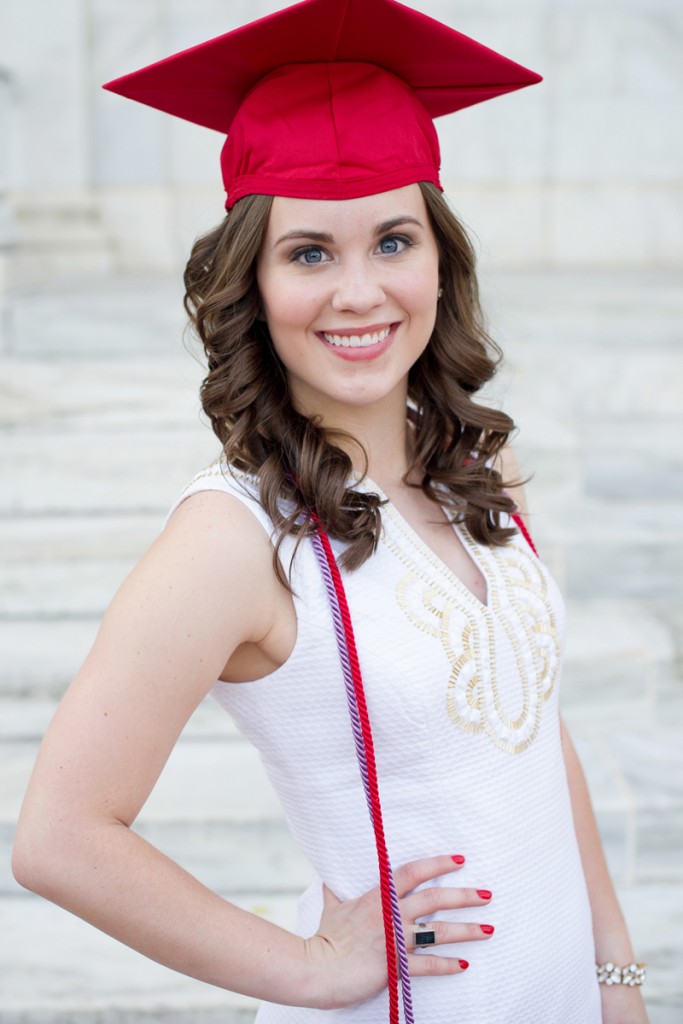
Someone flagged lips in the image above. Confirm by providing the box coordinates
[321,325,391,348]
[315,322,398,362]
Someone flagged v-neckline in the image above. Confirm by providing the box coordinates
[354,475,491,612]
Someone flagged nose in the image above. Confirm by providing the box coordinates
[330,257,386,314]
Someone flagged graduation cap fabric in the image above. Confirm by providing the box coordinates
[103,0,541,210]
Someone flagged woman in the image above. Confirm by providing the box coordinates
[13,0,648,1021]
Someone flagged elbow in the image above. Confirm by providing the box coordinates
[13,805,129,905]
[12,820,57,896]
[12,840,43,895]
[12,809,84,899]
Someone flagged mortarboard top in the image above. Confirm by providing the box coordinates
[103,0,542,209]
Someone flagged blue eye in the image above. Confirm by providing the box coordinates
[378,235,409,255]
[292,247,326,265]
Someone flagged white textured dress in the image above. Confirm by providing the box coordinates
[169,463,601,1023]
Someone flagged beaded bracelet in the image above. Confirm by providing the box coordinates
[596,961,647,987]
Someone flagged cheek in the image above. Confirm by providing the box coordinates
[397,254,439,306]
[260,277,321,343]
[401,276,439,321]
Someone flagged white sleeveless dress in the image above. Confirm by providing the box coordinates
[168,462,601,1024]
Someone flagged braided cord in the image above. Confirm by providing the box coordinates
[310,527,414,1024]
[510,511,538,556]
[306,502,536,1023]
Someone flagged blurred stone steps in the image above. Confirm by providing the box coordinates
[1,891,295,1023]
[9,198,115,289]
[2,277,188,358]
[2,270,682,1021]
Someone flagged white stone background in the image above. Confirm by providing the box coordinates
[1,2,683,1022]
[0,0,682,275]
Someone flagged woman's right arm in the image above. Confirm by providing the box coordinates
[12,490,326,1003]
[12,490,484,1007]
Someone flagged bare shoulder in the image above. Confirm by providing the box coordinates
[162,487,276,577]
[13,489,289,839]
[143,488,283,647]
[80,488,284,711]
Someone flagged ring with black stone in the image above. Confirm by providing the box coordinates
[414,922,436,946]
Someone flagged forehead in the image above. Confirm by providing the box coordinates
[264,183,429,239]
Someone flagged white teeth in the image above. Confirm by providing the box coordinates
[322,326,391,348]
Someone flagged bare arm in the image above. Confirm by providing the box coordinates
[12,491,318,1003]
[560,720,649,1023]
[500,445,648,1021]
[12,490,478,1008]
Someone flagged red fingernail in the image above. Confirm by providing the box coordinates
[480,924,495,935]
[476,889,492,900]
[459,959,469,970]
[451,854,465,864]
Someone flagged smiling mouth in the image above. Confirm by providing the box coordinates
[321,325,392,349]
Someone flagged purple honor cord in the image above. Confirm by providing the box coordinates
[310,532,415,1023]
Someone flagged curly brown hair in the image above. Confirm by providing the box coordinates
[183,182,518,577]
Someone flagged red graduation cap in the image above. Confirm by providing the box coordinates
[103,0,542,210]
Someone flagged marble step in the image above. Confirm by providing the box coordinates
[9,201,115,290]
[1,891,294,1024]
[481,271,683,353]
[0,429,219,517]
[3,277,186,357]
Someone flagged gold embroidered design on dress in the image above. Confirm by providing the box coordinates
[383,506,561,755]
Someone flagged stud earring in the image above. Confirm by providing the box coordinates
[437,287,443,299]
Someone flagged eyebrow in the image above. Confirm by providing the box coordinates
[273,215,425,247]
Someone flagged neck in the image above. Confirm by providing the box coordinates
[354,416,414,491]
[296,387,415,490]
